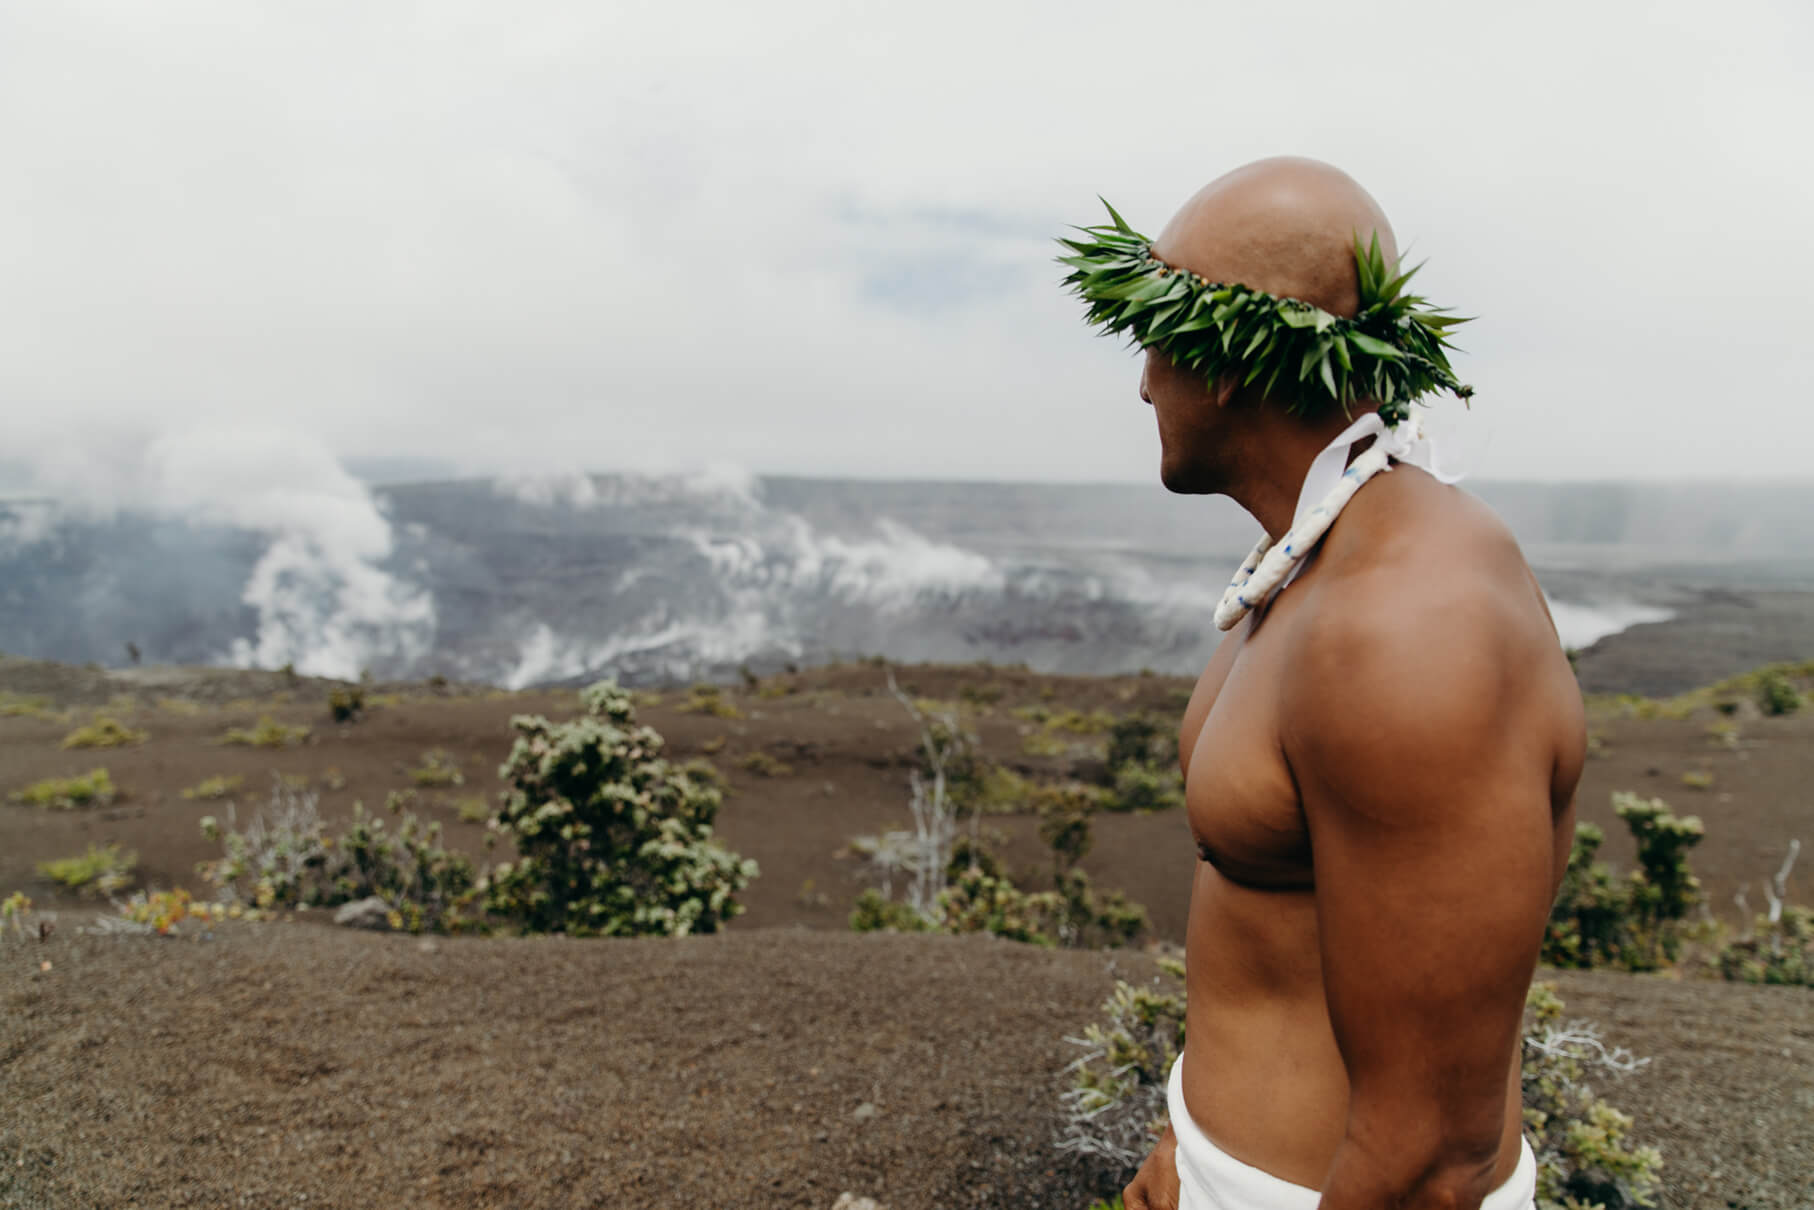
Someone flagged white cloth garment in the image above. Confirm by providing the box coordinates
[1213,411,1465,632]
[1166,1055,1538,1210]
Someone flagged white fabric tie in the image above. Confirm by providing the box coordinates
[1213,412,1464,632]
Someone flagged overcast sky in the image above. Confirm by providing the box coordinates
[3,0,1811,489]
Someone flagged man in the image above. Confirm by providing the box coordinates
[1063,158,1585,1209]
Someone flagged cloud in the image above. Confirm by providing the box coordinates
[0,0,1808,485]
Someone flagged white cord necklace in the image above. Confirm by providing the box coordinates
[1213,412,1462,631]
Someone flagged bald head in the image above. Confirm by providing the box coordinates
[1151,157,1396,319]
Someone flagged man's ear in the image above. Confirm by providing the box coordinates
[1209,374,1239,410]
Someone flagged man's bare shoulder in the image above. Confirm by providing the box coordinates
[1278,467,1579,805]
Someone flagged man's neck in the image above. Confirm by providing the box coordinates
[1224,414,1360,543]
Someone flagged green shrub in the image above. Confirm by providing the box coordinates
[60,715,147,749]
[328,686,365,722]
[199,783,479,932]
[1523,982,1663,1209]
[10,768,117,809]
[1104,763,1185,813]
[1057,956,1188,1166]
[849,887,934,933]
[409,748,465,787]
[2,891,36,940]
[1543,792,1702,971]
[738,750,792,778]
[1106,713,1171,774]
[221,715,310,748]
[677,684,742,719]
[480,679,757,937]
[181,774,243,801]
[37,844,137,896]
[0,692,56,719]
[455,795,491,824]
[1719,906,1813,985]
[1756,669,1801,716]
[934,865,1064,947]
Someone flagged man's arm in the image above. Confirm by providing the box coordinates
[1281,582,1557,1210]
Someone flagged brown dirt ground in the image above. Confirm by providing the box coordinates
[2,656,1812,1208]
[0,928,1809,1210]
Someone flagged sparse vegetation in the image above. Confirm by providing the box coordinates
[455,795,491,824]
[107,887,242,936]
[1756,668,1801,716]
[1543,792,1703,971]
[37,844,137,896]
[60,715,147,749]
[200,782,480,933]
[481,679,756,936]
[0,691,58,719]
[738,750,793,778]
[1679,769,1714,791]
[409,748,465,788]
[181,774,244,801]
[1057,955,1187,1167]
[677,684,743,719]
[10,767,118,809]
[1720,841,1810,986]
[328,686,365,723]
[1523,982,1663,1209]
[1587,658,1814,722]
[221,715,311,748]
[852,671,1145,949]
[2,890,39,940]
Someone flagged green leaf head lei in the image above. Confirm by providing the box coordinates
[1057,200,1473,426]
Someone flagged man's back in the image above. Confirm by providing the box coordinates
[1174,461,1586,1193]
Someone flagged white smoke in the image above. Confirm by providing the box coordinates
[686,516,1003,607]
[501,613,784,691]
[10,424,434,679]
[1546,597,1673,652]
[491,469,601,510]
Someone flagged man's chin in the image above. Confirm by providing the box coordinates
[1159,457,1216,495]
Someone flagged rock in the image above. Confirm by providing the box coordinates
[333,897,392,930]
[832,1195,885,1210]
[850,1101,878,1123]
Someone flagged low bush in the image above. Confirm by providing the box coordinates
[1057,956,1187,1167]
[738,750,793,778]
[37,844,137,896]
[1719,906,1813,985]
[0,692,57,719]
[199,782,479,933]
[221,715,310,748]
[1755,668,1801,716]
[4,891,45,941]
[181,774,243,801]
[107,887,246,936]
[1106,713,1171,774]
[1104,763,1185,814]
[328,686,365,722]
[455,795,491,824]
[409,748,465,787]
[481,679,757,937]
[60,715,147,749]
[10,768,117,809]
[677,684,743,719]
[1522,982,1663,1209]
[1543,792,1702,971]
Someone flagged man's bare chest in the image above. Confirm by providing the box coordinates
[1181,636,1312,889]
